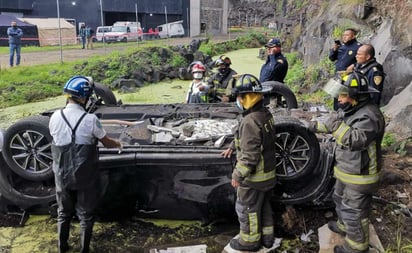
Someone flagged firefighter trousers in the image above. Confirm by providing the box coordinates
[235,185,274,247]
[333,180,373,252]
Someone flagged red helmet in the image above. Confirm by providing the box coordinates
[191,63,206,73]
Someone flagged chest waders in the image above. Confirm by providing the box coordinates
[52,110,99,253]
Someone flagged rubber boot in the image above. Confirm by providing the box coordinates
[230,238,260,252]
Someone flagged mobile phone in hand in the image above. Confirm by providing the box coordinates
[334,40,341,45]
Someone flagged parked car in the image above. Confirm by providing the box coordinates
[157,20,185,39]
[0,82,334,220]
[95,26,112,42]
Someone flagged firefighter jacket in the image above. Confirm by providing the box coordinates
[316,101,385,187]
[329,39,362,72]
[259,53,288,83]
[232,101,276,191]
[207,68,237,101]
[355,59,385,105]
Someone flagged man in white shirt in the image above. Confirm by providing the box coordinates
[49,76,121,253]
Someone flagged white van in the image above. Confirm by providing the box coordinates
[157,20,185,39]
[95,26,112,42]
[104,21,143,42]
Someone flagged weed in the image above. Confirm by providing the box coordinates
[382,133,396,148]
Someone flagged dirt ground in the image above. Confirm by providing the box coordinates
[0,38,411,252]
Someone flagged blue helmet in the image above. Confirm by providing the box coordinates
[63,76,93,99]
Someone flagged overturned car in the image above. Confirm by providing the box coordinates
[0,82,335,221]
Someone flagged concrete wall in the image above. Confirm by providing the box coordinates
[190,0,228,37]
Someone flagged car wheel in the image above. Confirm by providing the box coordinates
[2,115,54,181]
[93,82,117,105]
[263,81,298,109]
[274,116,320,181]
[0,155,55,208]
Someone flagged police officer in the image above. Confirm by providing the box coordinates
[259,38,288,83]
[354,44,385,106]
[49,76,122,253]
[207,55,237,102]
[329,28,362,110]
[308,72,385,253]
[221,74,276,251]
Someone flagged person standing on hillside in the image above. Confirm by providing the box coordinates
[7,21,23,67]
[329,28,362,110]
[308,72,385,253]
[259,38,288,83]
[79,24,86,49]
[221,74,276,251]
[49,76,122,253]
[86,25,94,49]
[354,44,385,106]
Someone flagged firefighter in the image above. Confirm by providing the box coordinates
[221,74,276,251]
[49,76,121,253]
[185,62,210,103]
[207,55,237,102]
[308,71,385,253]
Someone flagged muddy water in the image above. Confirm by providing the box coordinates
[0,48,262,130]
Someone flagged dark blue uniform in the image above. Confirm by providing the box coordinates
[329,39,362,71]
[259,53,288,83]
[330,39,362,110]
[355,59,385,105]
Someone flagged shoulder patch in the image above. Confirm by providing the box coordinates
[374,76,383,85]
[277,59,284,64]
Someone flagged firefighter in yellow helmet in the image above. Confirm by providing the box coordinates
[221,74,276,251]
[308,71,385,253]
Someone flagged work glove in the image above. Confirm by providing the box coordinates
[324,110,344,133]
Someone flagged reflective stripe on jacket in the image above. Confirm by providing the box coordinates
[233,101,276,191]
[332,102,385,185]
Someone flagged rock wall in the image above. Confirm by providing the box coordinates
[227,0,412,137]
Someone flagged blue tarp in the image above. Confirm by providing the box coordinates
[0,14,39,46]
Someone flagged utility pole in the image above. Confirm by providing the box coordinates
[56,0,63,63]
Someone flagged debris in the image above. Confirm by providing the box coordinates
[300,229,314,242]
[147,125,180,137]
[214,135,226,148]
[152,132,174,143]
[150,244,207,253]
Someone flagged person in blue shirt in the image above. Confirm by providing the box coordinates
[259,38,288,83]
[7,21,23,67]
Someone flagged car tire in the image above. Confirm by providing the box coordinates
[93,82,117,105]
[2,115,54,181]
[0,154,55,208]
[274,116,320,181]
[263,81,298,109]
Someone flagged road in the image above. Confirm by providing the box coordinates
[0,35,232,69]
